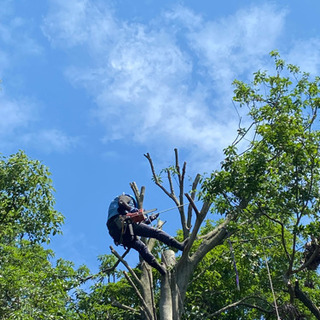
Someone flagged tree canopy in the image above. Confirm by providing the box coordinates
[2,52,320,319]
[0,151,88,319]
[85,52,320,319]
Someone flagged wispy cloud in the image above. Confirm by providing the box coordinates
[42,1,318,168]
[0,3,80,155]
[0,93,38,151]
[0,95,36,135]
[21,129,80,154]
[287,38,320,76]
[0,91,78,153]
[0,2,43,73]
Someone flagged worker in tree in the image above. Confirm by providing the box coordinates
[107,193,188,275]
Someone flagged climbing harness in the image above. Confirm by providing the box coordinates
[112,202,193,248]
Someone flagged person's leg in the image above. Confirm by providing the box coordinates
[132,223,186,251]
[126,238,166,275]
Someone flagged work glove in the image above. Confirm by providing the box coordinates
[144,213,159,224]
[149,213,159,221]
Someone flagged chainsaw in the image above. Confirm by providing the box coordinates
[126,208,157,223]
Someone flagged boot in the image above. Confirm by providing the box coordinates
[169,237,189,251]
[149,258,167,276]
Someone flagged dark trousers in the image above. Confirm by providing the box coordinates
[107,216,178,266]
[125,223,176,265]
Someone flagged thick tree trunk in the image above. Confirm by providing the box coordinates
[140,261,156,320]
[159,250,192,320]
[160,250,176,320]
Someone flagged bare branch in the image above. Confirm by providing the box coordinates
[174,148,179,174]
[167,169,175,196]
[187,174,201,230]
[144,153,159,183]
[144,153,178,202]
[207,296,273,318]
[110,246,142,289]
[124,271,153,320]
[79,248,131,284]
[179,162,186,204]
[179,199,212,265]
[145,151,190,238]
[140,186,146,206]
[111,298,140,314]
[185,193,200,217]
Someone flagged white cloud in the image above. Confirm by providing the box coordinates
[181,5,287,97]
[42,2,292,167]
[0,5,43,73]
[21,129,80,154]
[42,0,116,49]
[0,92,78,154]
[0,93,36,150]
[0,94,37,134]
[287,38,320,76]
[0,3,81,155]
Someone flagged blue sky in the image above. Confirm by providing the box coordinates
[2,0,320,272]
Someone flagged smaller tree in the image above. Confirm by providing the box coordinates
[0,150,63,243]
[0,151,89,319]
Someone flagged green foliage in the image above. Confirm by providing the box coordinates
[0,150,64,244]
[200,52,320,318]
[73,273,142,319]
[0,151,84,319]
[71,53,320,319]
[0,241,87,319]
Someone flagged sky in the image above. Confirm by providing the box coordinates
[1,0,320,273]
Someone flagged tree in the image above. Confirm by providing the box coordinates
[0,150,63,243]
[0,151,88,319]
[80,52,320,319]
[200,51,320,319]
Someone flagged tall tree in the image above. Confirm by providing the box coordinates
[83,52,320,319]
[200,51,320,319]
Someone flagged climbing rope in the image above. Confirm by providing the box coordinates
[264,255,281,320]
[228,239,240,291]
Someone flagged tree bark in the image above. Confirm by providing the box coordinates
[160,250,176,320]
[294,280,320,319]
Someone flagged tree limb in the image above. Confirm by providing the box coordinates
[260,209,291,262]
[144,151,189,237]
[144,153,176,202]
[184,193,200,218]
[207,296,273,318]
[78,248,131,284]
[111,298,140,314]
[294,280,320,319]
[124,271,153,320]
[187,174,201,231]
[110,246,142,289]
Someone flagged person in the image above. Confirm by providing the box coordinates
[107,193,188,275]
